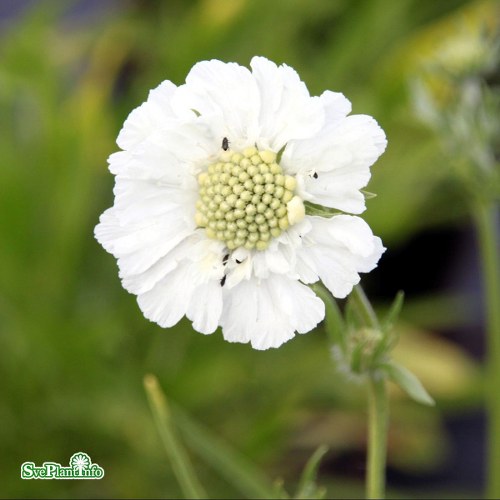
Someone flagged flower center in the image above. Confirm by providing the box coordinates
[195,146,305,250]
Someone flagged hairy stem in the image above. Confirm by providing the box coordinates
[351,285,388,498]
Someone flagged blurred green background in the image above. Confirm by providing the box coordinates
[0,0,496,498]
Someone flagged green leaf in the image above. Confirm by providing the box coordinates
[381,362,435,406]
[350,340,367,374]
[361,190,378,200]
[350,285,380,330]
[345,297,363,331]
[382,291,405,333]
[143,375,207,499]
[304,201,342,218]
[272,478,290,499]
[276,143,287,163]
[371,291,405,361]
[295,445,329,499]
[170,402,277,499]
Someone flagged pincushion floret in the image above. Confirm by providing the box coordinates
[195,144,305,251]
[95,56,387,350]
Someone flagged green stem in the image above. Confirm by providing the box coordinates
[473,202,500,499]
[351,285,387,499]
[144,374,207,499]
[366,373,388,499]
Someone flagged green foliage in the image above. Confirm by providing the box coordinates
[294,445,329,499]
[144,375,207,499]
[381,362,435,407]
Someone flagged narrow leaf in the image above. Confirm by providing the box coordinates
[382,291,405,332]
[345,297,363,331]
[170,402,277,499]
[295,445,329,499]
[350,341,366,374]
[381,362,435,406]
[351,285,380,330]
[361,190,378,200]
[304,201,342,218]
[143,374,207,499]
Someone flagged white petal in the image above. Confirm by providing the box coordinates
[250,56,324,151]
[219,279,257,345]
[250,242,293,280]
[108,150,133,176]
[297,215,385,298]
[95,206,196,277]
[263,246,292,275]
[320,90,352,124]
[171,59,260,145]
[137,237,225,331]
[117,81,195,150]
[355,233,385,274]
[111,121,215,182]
[111,177,196,226]
[186,281,223,334]
[137,260,196,328]
[220,275,324,350]
[283,115,387,214]
[121,230,225,295]
[225,256,252,289]
[121,235,195,295]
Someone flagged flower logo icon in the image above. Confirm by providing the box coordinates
[69,453,91,476]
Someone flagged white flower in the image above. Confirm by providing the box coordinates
[95,57,387,350]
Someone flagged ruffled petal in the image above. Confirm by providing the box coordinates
[110,121,216,182]
[137,260,196,328]
[117,81,196,150]
[137,236,225,332]
[220,275,325,350]
[250,56,325,151]
[171,59,260,146]
[94,206,196,277]
[120,235,196,295]
[320,90,352,124]
[282,115,387,214]
[186,281,223,334]
[111,177,196,226]
[296,215,385,298]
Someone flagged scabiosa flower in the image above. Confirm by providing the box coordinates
[95,57,386,350]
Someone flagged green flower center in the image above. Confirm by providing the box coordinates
[195,146,305,251]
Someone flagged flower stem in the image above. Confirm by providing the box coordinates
[351,285,388,499]
[473,201,500,499]
[367,373,388,500]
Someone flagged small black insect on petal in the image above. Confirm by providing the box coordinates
[222,137,229,151]
[220,275,227,287]
[313,172,318,179]
[222,253,229,265]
